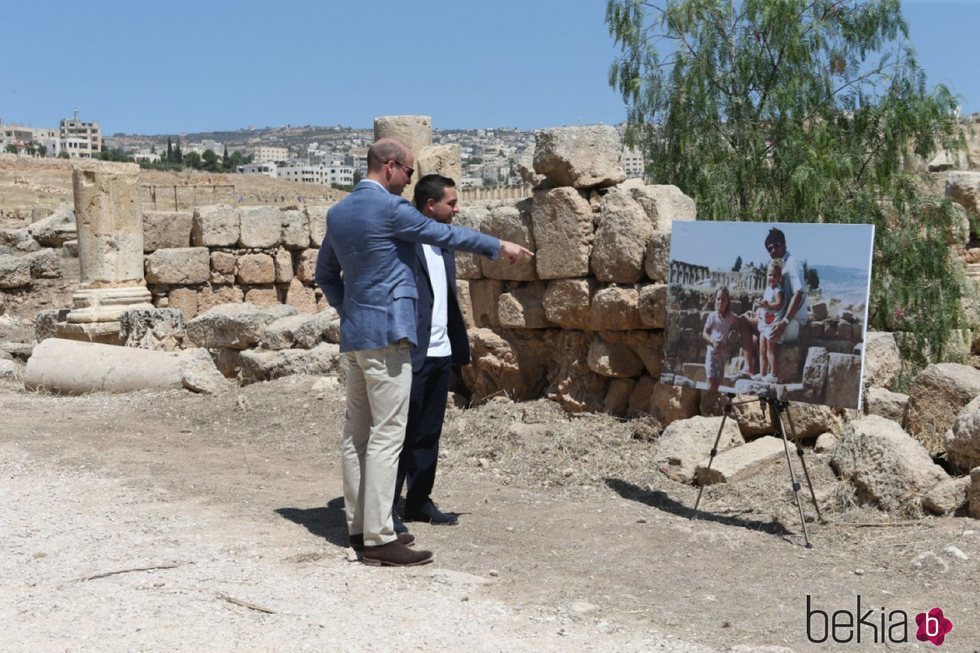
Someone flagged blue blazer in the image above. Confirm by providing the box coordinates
[315,180,498,353]
[412,243,470,373]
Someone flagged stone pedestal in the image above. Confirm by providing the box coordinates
[57,161,153,343]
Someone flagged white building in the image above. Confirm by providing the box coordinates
[59,114,102,158]
[276,164,354,186]
[238,162,278,177]
[623,147,645,179]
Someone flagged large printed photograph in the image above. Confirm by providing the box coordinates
[661,222,875,410]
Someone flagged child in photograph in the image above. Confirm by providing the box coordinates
[755,259,785,383]
[702,287,737,392]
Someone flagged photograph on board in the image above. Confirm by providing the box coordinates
[661,221,875,410]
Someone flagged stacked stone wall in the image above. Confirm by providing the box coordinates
[141,204,333,320]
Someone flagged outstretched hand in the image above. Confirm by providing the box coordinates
[499,240,534,264]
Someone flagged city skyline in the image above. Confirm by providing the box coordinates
[1,1,977,135]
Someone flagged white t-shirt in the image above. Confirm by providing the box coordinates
[422,244,452,357]
[781,252,809,324]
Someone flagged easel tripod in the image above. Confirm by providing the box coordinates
[694,394,823,548]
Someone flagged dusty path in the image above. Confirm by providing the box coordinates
[1,377,977,652]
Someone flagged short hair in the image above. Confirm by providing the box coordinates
[413,174,456,211]
[767,258,784,274]
[764,227,786,249]
[367,139,407,172]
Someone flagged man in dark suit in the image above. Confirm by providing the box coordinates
[394,175,468,526]
[316,139,531,567]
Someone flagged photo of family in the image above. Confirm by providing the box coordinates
[661,222,875,410]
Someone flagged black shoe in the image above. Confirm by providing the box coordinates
[349,532,415,552]
[393,514,409,534]
[404,500,459,525]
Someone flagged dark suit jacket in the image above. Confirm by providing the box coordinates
[412,243,470,373]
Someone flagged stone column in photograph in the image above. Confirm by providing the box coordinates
[58,160,154,343]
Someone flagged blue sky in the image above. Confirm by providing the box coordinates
[1,1,976,135]
[670,222,875,271]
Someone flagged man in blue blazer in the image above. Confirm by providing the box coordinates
[315,139,531,567]
[394,174,469,526]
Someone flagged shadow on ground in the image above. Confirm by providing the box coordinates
[276,497,348,548]
[605,477,794,538]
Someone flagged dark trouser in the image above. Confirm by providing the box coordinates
[395,355,452,512]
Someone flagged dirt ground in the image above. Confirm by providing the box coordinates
[1,374,977,652]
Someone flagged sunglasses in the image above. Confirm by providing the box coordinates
[388,160,414,178]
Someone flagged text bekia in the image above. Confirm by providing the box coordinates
[805,595,953,646]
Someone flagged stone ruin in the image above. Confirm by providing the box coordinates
[3,118,980,519]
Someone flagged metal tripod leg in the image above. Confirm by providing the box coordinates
[694,394,733,512]
[783,404,823,523]
[770,400,812,548]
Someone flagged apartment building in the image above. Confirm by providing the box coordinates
[59,114,102,158]
[623,147,645,179]
[276,163,354,186]
[248,145,289,163]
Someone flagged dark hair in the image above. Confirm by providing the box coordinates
[764,227,786,248]
[413,174,456,210]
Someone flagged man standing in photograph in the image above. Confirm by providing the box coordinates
[315,139,531,567]
[394,174,467,527]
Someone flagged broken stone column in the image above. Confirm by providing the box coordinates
[374,115,461,198]
[58,161,154,343]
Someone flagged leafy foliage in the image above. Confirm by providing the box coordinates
[607,0,967,367]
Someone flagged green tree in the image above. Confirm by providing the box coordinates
[166,137,174,163]
[183,151,202,170]
[732,255,742,272]
[58,150,70,159]
[607,0,966,367]
[5,144,18,154]
[174,137,183,164]
[201,148,219,171]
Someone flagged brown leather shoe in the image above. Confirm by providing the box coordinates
[362,541,433,567]
[348,532,415,552]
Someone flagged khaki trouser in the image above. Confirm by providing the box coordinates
[341,340,412,546]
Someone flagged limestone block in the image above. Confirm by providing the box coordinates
[461,328,531,404]
[374,115,432,155]
[0,255,31,288]
[591,286,643,331]
[643,231,672,283]
[800,346,829,402]
[906,363,980,454]
[186,302,296,350]
[236,253,275,285]
[604,378,635,415]
[0,359,21,380]
[591,186,653,282]
[864,387,908,425]
[27,249,62,279]
[209,251,235,275]
[245,287,279,307]
[308,206,328,248]
[296,249,318,285]
[0,227,40,252]
[946,171,980,217]
[971,468,980,519]
[281,209,310,250]
[922,476,971,516]
[944,395,980,473]
[27,204,76,247]
[497,284,550,329]
[286,277,318,314]
[292,306,341,348]
[627,374,657,418]
[655,415,745,481]
[627,183,697,230]
[456,280,474,328]
[454,203,489,280]
[862,331,901,389]
[239,205,282,248]
[119,308,185,351]
[638,283,667,328]
[0,315,34,343]
[144,247,210,285]
[696,436,785,485]
[810,302,829,321]
[261,314,315,350]
[239,342,343,384]
[274,247,293,283]
[601,330,664,379]
[543,278,594,329]
[192,204,239,247]
[587,337,644,378]
[776,344,804,385]
[197,285,244,314]
[784,402,842,441]
[168,288,199,320]
[417,143,462,182]
[24,338,228,395]
[650,382,700,426]
[480,203,536,280]
[530,188,594,279]
[143,211,192,251]
[469,279,502,327]
[532,125,626,189]
[824,352,862,409]
[546,330,610,414]
[814,432,839,453]
[831,415,950,512]
[34,309,69,342]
